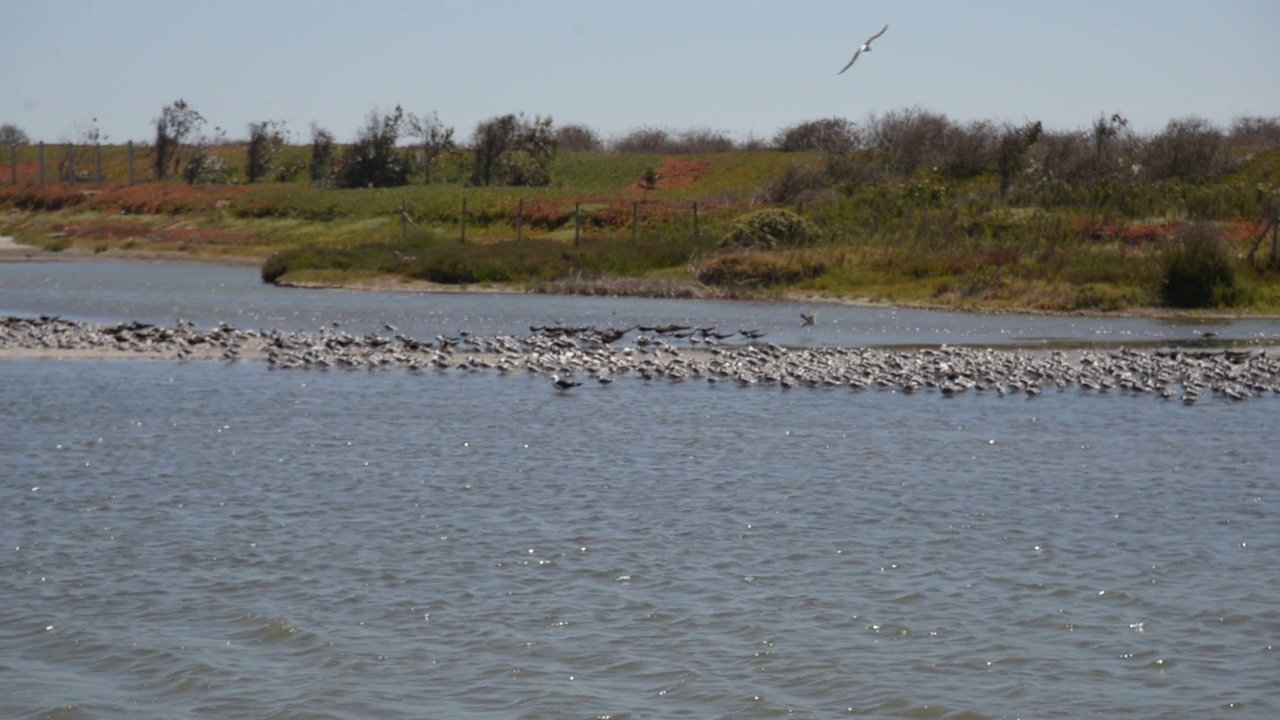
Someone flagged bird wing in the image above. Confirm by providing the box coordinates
[866,24,888,45]
[838,48,862,74]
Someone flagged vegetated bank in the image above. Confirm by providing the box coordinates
[2,110,1279,315]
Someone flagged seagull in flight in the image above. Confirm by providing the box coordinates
[839,24,888,74]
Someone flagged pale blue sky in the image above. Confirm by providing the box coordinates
[5,0,1278,144]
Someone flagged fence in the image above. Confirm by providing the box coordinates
[416,198,703,247]
[5,141,145,187]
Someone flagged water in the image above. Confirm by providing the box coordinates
[2,261,1279,719]
[4,259,1278,349]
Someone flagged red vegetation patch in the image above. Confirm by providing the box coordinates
[0,183,251,215]
[1072,219,1175,246]
[627,156,710,195]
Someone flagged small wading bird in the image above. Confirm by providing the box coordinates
[551,374,582,391]
[839,24,888,74]
[800,312,817,326]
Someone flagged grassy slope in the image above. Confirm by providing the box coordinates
[2,144,1278,314]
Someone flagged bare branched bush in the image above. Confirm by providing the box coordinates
[612,127,670,153]
[772,118,856,152]
[941,119,1000,180]
[555,123,603,152]
[866,108,954,178]
[757,162,832,205]
[611,126,736,154]
[674,127,736,153]
[997,120,1043,197]
[1,123,29,145]
[1028,113,1139,185]
[1228,116,1280,152]
[1141,116,1231,183]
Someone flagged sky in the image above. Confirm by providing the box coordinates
[5,0,1279,145]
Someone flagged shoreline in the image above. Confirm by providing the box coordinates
[2,235,1275,321]
[3,315,1277,403]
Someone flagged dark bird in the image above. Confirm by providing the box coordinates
[800,312,817,326]
[551,374,582,391]
[839,24,888,74]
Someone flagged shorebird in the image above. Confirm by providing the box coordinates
[839,24,888,74]
[551,374,582,391]
[800,312,817,326]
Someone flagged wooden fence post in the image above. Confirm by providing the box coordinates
[693,201,700,243]
[460,197,467,244]
[9,144,15,185]
[574,202,581,248]
[128,141,135,185]
[66,144,75,184]
[401,198,408,241]
[38,142,45,185]
[516,198,524,243]
[96,143,103,187]
[632,202,639,246]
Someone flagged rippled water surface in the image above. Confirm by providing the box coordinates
[2,261,1279,719]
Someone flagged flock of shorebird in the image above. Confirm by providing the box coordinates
[4,315,1279,404]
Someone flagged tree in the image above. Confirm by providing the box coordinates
[309,122,337,186]
[469,112,557,187]
[337,106,411,188]
[1,123,30,145]
[407,111,455,184]
[154,99,205,180]
[247,120,288,183]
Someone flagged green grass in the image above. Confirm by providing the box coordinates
[3,142,1279,314]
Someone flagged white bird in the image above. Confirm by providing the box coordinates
[551,374,582,391]
[839,24,888,74]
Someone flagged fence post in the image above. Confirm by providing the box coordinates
[460,197,467,244]
[401,198,408,241]
[38,142,45,185]
[128,141,135,186]
[66,144,75,185]
[516,198,524,243]
[96,143,103,187]
[574,202,581,248]
[9,144,15,185]
[632,202,639,246]
[693,201,699,243]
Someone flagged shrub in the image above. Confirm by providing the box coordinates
[470,113,557,187]
[695,250,829,286]
[721,208,819,249]
[309,123,337,186]
[757,162,831,204]
[1160,223,1238,308]
[611,126,736,154]
[1,123,30,145]
[772,118,856,152]
[337,106,412,188]
[246,120,288,183]
[1142,117,1230,184]
[556,123,603,152]
[154,99,205,180]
